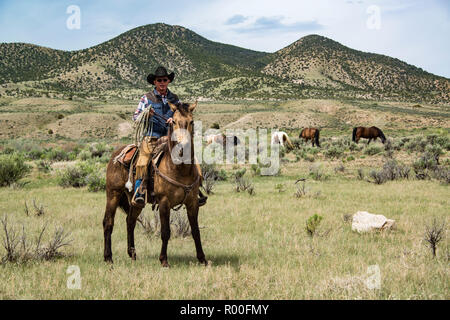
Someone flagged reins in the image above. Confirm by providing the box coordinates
[151,108,199,211]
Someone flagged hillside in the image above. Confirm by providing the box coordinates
[262,35,450,102]
[0,23,449,103]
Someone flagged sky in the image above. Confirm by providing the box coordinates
[0,0,449,78]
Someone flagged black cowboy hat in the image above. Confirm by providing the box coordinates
[147,66,175,84]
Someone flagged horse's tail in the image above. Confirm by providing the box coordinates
[352,127,357,142]
[299,129,304,138]
[376,127,386,143]
[314,129,320,147]
[285,135,294,149]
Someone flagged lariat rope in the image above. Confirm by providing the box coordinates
[133,108,170,147]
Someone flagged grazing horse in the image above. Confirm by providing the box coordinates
[103,101,207,267]
[299,128,320,147]
[206,133,240,147]
[271,131,294,149]
[352,126,386,144]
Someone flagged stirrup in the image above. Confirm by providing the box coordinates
[131,189,147,208]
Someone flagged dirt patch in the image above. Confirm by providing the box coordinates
[0,113,58,139]
[117,121,133,138]
[46,113,124,139]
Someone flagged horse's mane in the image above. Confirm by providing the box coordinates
[175,102,191,116]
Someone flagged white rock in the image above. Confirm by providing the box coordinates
[351,211,395,233]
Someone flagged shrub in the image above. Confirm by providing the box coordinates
[370,169,387,184]
[211,122,220,129]
[251,164,261,176]
[424,219,445,258]
[86,173,106,192]
[324,146,343,159]
[357,168,365,180]
[424,144,443,164]
[200,163,221,195]
[43,148,69,161]
[89,142,112,158]
[405,137,427,152]
[37,160,52,173]
[57,162,97,188]
[0,153,31,187]
[77,150,92,161]
[309,164,328,181]
[433,167,450,184]
[349,142,362,152]
[364,145,382,156]
[275,183,286,193]
[0,215,72,263]
[334,162,345,173]
[26,147,44,160]
[382,159,410,181]
[306,214,323,237]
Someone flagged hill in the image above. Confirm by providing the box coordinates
[0,24,448,103]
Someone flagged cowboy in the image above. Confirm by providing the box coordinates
[132,66,207,207]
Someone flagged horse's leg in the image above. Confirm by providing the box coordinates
[103,190,120,263]
[367,138,371,145]
[158,198,171,267]
[186,201,207,265]
[126,206,142,260]
[311,138,314,147]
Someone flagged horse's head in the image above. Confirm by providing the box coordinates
[168,101,197,157]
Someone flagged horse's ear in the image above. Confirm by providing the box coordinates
[188,100,198,112]
[168,102,178,112]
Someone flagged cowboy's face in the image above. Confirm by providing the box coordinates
[154,76,170,93]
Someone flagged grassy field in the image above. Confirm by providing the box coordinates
[0,97,448,299]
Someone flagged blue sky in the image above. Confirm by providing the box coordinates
[0,0,449,78]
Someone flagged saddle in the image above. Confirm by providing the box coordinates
[114,137,168,208]
[113,136,168,167]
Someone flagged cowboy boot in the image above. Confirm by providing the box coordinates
[132,179,146,207]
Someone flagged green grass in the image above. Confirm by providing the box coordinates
[0,169,448,299]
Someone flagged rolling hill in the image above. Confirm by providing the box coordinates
[0,23,448,103]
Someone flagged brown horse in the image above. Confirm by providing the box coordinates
[103,101,207,267]
[299,128,320,147]
[352,126,386,144]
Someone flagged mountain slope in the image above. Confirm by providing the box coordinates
[261,35,449,101]
[0,24,448,103]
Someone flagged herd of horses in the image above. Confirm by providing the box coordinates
[104,101,387,266]
[275,125,386,148]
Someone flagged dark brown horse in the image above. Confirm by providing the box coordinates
[299,128,320,147]
[352,126,386,144]
[103,101,207,267]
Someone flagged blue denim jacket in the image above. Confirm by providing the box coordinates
[133,88,179,138]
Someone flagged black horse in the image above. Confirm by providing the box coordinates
[352,126,386,144]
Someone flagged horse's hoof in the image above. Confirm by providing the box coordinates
[104,257,114,264]
[198,257,208,266]
[161,261,170,268]
[128,248,136,260]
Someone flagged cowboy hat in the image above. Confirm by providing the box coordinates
[147,66,175,84]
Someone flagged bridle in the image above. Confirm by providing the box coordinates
[151,108,198,211]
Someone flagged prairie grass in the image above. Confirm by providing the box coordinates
[0,171,448,299]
